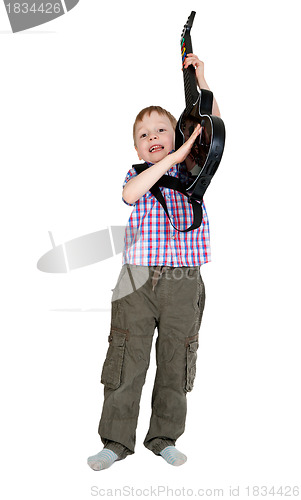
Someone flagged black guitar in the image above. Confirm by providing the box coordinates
[175,11,225,201]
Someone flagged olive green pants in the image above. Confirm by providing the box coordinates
[98,264,205,460]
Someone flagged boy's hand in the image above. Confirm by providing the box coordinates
[183,53,205,89]
[183,53,221,118]
[172,123,202,164]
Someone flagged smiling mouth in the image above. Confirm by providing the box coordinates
[149,145,164,153]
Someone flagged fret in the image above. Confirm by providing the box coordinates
[181,15,199,111]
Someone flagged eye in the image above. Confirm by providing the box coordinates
[158,128,165,133]
[140,133,147,138]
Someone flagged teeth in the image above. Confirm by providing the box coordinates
[150,145,163,152]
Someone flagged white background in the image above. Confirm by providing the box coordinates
[1,0,301,498]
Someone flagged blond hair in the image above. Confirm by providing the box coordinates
[133,105,177,146]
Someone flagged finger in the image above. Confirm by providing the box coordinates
[192,124,202,136]
[184,57,201,70]
[184,56,197,65]
[184,55,198,66]
[182,124,202,144]
[185,54,200,62]
[190,127,202,145]
[186,126,202,146]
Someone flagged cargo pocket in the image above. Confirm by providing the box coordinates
[101,327,129,390]
[195,274,206,330]
[185,334,199,392]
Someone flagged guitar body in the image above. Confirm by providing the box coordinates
[175,11,226,201]
[175,93,225,200]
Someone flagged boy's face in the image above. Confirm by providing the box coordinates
[134,111,175,164]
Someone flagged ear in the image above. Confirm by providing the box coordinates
[135,146,142,161]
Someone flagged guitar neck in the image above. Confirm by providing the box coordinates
[181,13,199,112]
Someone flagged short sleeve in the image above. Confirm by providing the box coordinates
[122,167,138,206]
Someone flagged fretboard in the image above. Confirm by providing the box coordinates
[181,31,199,113]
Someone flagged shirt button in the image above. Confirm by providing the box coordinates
[171,234,176,239]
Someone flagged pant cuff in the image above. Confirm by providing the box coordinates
[144,438,176,456]
[101,439,133,460]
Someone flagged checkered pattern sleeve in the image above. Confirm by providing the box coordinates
[122,167,138,206]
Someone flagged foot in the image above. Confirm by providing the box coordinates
[160,446,187,466]
[87,448,118,471]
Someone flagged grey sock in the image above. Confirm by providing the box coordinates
[160,446,187,466]
[87,448,118,471]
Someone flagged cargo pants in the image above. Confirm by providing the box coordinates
[98,263,206,460]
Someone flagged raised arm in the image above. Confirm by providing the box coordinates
[122,124,202,205]
[184,54,221,118]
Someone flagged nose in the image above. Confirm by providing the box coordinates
[149,133,158,141]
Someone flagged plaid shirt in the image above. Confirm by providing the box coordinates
[122,161,211,267]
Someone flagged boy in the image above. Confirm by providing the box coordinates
[88,54,221,470]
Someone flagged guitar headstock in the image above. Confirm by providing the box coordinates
[180,11,196,68]
[181,10,195,37]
